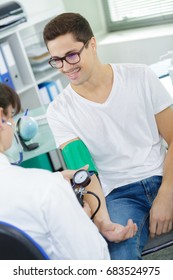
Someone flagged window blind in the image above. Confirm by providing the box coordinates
[103,0,173,31]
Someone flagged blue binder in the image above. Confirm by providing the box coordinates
[0,47,15,89]
[1,41,23,90]
[38,83,51,105]
[39,81,59,102]
[46,81,60,101]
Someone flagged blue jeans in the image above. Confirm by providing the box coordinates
[105,175,162,260]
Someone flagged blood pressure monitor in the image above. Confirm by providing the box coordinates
[72,169,92,207]
[72,169,91,188]
[72,169,101,219]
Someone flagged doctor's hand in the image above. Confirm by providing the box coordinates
[99,219,138,243]
[61,165,89,183]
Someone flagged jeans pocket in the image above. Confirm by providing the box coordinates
[142,176,162,205]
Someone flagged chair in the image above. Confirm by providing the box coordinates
[0,221,50,260]
[142,230,173,257]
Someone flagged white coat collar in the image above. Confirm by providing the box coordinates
[0,153,11,165]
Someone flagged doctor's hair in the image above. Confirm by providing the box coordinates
[43,12,94,47]
[0,83,21,116]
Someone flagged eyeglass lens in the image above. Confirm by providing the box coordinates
[49,41,88,69]
[51,53,80,69]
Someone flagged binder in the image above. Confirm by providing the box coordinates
[38,85,51,105]
[0,47,15,89]
[0,41,23,90]
[39,81,59,102]
[44,81,59,101]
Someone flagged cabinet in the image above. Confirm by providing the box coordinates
[0,8,68,110]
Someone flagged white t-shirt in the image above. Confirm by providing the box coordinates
[47,64,173,196]
[0,153,110,260]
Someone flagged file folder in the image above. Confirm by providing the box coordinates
[0,47,15,89]
[38,85,51,105]
[39,81,60,102]
[0,42,23,90]
[45,81,59,101]
[49,82,59,100]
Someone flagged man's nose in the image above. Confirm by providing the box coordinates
[62,60,74,72]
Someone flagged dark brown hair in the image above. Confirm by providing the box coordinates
[0,83,21,116]
[43,13,94,47]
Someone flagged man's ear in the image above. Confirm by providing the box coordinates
[0,107,3,117]
[90,37,97,51]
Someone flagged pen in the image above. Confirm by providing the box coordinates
[24,108,28,116]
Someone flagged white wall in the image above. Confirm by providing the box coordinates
[97,29,173,65]
[63,0,106,36]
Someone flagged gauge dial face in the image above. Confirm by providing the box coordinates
[74,170,88,184]
[73,170,91,187]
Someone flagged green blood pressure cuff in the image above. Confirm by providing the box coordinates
[61,139,98,175]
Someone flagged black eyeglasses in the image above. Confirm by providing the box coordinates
[48,39,90,69]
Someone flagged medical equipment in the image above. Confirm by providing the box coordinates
[61,139,98,175]
[72,169,101,219]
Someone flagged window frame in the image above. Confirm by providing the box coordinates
[102,0,173,32]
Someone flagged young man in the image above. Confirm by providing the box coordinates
[43,13,173,259]
[0,83,110,260]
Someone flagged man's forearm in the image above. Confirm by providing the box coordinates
[84,174,111,228]
[149,141,173,236]
[159,142,173,193]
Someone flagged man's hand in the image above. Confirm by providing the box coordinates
[149,188,173,238]
[99,219,138,243]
